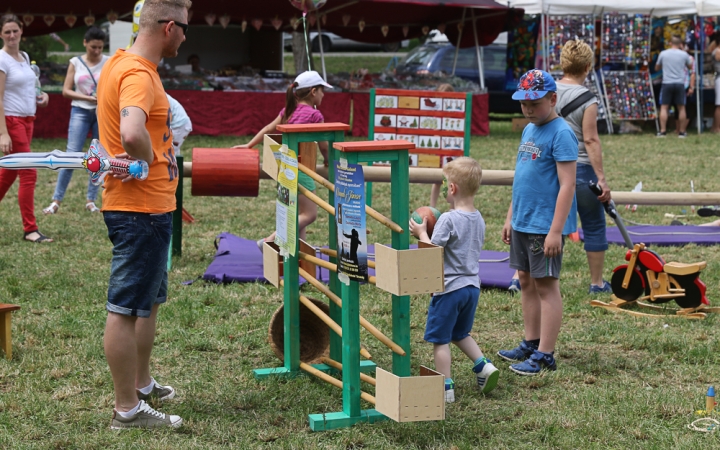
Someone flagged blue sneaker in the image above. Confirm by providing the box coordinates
[508,278,521,295]
[509,350,557,376]
[588,280,612,294]
[472,357,499,394]
[497,339,537,362]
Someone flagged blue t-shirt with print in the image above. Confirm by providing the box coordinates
[512,117,578,235]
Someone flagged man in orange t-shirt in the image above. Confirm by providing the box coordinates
[96,0,190,430]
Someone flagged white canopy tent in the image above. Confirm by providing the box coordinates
[495,0,700,16]
[496,0,715,133]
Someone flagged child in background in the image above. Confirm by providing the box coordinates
[166,93,192,155]
[429,83,455,208]
[234,71,331,246]
[410,157,498,403]
[498,69,578,376]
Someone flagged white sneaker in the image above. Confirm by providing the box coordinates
[445,388,455,403]
[110,400,182,429]
[474,360,500,394]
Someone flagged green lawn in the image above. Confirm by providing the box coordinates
[1,123,720,448]
[284,55,396,75]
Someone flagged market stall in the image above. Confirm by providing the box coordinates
[34,91,489,139]
[26,0,520,138]
[497,0,720,133]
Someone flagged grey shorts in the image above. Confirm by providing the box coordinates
[660,83,686,106]
[509,229,564,279]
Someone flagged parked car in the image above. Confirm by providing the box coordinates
[283,32,405,52]
[395,41,516,114]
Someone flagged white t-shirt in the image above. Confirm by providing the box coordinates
[70,55,109,110]
[0,50,37,117]
[166,94,191,129]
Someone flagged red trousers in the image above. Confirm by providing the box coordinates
[0,115,37,233]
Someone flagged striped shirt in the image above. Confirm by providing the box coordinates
[279,103,324,124]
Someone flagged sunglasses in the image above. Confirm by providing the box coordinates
[158,20,188,36]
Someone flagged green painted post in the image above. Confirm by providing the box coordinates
[283,133,301,374]
[464,92,472,157]
[390,149,411,377]
[366,89,376,207]
[340,151,362,418]
[327,136,342,364]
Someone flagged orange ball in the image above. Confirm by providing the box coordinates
[411,206,441,237]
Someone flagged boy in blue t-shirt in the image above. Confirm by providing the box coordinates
[498,69,578,376]
[410,157,498,403]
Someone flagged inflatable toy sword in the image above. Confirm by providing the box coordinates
[0,139,148,186]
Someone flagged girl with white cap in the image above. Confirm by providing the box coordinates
[234,70,332,246]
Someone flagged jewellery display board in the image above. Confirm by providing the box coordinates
[601,13,652,67]
[546,15,595,73]
[601,71,658,125]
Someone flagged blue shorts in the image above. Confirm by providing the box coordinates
[576,163,608,252]
[104,211,172,318]
[424,285,480,344]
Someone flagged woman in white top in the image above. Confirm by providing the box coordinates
[44,27,109,215]
[0,14,51,243]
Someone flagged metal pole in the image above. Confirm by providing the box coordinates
[696,14,702,134]
[452,8,467,76]
[316,12,327,81]
[470,8,485,91]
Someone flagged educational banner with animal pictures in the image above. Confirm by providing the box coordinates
[334,161,368,282]
[275,146,298,257]
[369,88,471,169]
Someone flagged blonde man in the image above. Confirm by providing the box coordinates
[410,157,499,403]
[96,0,191,429]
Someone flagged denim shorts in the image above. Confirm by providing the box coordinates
[104,211,172,318]
[424,285,480,344]
[576,163,608,252]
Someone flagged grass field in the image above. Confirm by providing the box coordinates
[1,123,720,448]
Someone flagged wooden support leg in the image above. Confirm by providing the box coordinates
[0,311,11,360]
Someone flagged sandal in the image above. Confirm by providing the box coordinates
[85,202,100,213]
[24,230,53,243]
[43,201,59,215]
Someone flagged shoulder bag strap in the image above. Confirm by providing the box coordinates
[76,56,98,87]
[559,90,597,118]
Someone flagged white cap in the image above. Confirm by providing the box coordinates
[294,71,333,90]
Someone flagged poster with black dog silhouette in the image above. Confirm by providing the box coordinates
[334,161,368,282]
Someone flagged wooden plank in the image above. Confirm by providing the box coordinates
[277,122,350,133]
[334,140,415,152]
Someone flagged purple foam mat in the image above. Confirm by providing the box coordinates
[201,233,516,290]
[579,225,720,247]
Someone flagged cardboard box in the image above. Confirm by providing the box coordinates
[374,242,444,296]
[263,241,282,287]
[511,117,530,132]
[375,366,445,422]
[263,134,281,181]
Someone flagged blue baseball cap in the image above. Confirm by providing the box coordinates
[512,69,557,101]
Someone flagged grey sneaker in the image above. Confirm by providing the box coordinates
[110,400,182,429]
[137,379,176,401]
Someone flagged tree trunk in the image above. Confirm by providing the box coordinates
[292,30,313,74]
